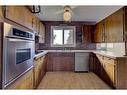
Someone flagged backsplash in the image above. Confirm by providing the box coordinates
[37,21,96,50]
[96,43,126,55]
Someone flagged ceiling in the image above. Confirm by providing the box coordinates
[35,6,123,23]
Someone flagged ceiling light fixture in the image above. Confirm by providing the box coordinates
[31,5,41,14]
[63,6,72,22]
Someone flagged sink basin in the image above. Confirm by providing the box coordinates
[35,50,44,54]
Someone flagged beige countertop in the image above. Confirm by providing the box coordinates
[93,51,126,59]
[34,50,127,59]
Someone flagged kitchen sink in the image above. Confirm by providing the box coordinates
[35,50,44,54]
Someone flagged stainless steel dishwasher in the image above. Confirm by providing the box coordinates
[75,53,89,72]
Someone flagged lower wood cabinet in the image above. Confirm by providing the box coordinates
[47,52,75,71]
[34,55,47,88]
[6,68,34,89]
[96,54,116,87]
[90,53,127,89]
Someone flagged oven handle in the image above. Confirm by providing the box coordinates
[8,38,34,42]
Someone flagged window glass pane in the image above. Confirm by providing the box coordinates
[64,29,73,44]
[52,29,63,45]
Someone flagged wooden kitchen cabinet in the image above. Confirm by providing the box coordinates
[91,53,127,89]
[94,7,126,43]
[34,55,47,88]
[36,19,40,34]
[6,68,34,89]
[105,8,124,42]
[96,54,116,87]
[94,20,105,43]
[38,22,45,43]
[0,6,3,20]
[0,23,2,89]
[5,6,34,30]
[89,53,101,76]
[82,25,94,43]
[47,52,75,71]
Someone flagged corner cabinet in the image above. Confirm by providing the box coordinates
[90,53,127,89]
[5,68,34,89]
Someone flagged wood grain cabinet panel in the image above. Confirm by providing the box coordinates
[34,55,47,88]
[38,22,45,43]
[82,25,94,43]
[5,6,34,30]
[36,19,40,34]
[90,53,127,89]
[94,8,126,43]
[105,8,124,42]
[94,21,105,43]
[47,52,75,71]
[0,6,3,20]
[6,68,34,89]
[96,54,116,87]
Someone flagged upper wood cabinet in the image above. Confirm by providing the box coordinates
[36,18,40,33]
[94,21,105,43]
[39,22,45,43]
[82,25,94,43]
[0,6,3,20]
[105,8,124,42]
[94,8,126,43]
[5,6,34,30]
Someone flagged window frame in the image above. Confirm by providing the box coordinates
[51,26,76,47]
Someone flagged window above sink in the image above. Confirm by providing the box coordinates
[50,26,76,47]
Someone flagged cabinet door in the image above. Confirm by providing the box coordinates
[96,54,116,87]
[0,6,3,20]
[38,22,45,43]
[34,56,46,88]
[103,61,116,86]
[82,25,94,43]
[6,69,33,89]
[94,21,105,42]
[5,6,33,30]
[47,53,74,71]
[36,19,40,34]
[105,8,124,42]
[89,53,101,76]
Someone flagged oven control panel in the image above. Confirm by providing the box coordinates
[13,28,34,39]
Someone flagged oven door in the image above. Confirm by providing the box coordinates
[3,38,34,87]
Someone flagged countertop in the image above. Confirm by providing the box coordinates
[34,50,127,59]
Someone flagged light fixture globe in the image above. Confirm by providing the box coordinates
[63,11,72,21]
[63,6,72,22]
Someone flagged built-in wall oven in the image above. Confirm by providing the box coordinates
[3,23,35,88]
